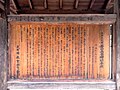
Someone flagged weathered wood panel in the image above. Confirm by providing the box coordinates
[9,22,110,80]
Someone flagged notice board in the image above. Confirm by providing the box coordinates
[9,22,110,80]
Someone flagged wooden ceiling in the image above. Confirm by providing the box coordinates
[0,0,115,14]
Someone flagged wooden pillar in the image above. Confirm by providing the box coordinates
[0,0,10,90]
[0,19,8,90]
[114,0,120,90]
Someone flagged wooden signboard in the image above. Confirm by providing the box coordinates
[9,22,110,80]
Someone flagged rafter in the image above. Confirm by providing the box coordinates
[5,0,10,15]
[60,0,63,9]
[10,7,17,14]
[28,0,33,9]
[88,0,96,9]
[0,1,4,11]
[44,0,47,9]
[11,0,20,10]
[105,0,112,9]
[75,0,79,9]
[102,0,113,10]
[11,0,17,10]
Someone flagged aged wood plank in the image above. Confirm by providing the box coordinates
[61,24,65,78]
[21,25,27,78]
[75,24,79,76]
[39,25,42,77]
[41,24,45,77]
[93,25,99,79]
[33,25,39,77]
[88,25,93,79]
[103,24,110,79]
[69,25,72,77]
[50,25,53,77]
[10,24,16,78]
[52,25,56,77]
[15,25,21,78]
[8,14,116,24]
[27,24,32,77]
[55,25,59,77]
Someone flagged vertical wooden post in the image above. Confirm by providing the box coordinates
[0,0,10,90]
[114,0,120,90]
[0,19,8,90]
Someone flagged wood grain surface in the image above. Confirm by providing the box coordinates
[9,22,110,80]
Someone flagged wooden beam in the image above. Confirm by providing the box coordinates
[59,0,63,9]
[10,7,17,14]
[74,0,79,9]
[88,0,96,9]
[0,1,4,11]
[7,81,116,90]
[8,14,116,24]
[44,0,48,9]
[28,0,33,9]
[11,0,17,10]
[17,9,104,14]
[105,0,112,9]
[102,0,113,10]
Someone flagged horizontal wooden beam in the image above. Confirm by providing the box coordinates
[7,81,116,89]
[17,9,104,14]
[8,14,116,24]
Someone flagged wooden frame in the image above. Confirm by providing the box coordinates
[7,14,117,90]
[0,0,118,90]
